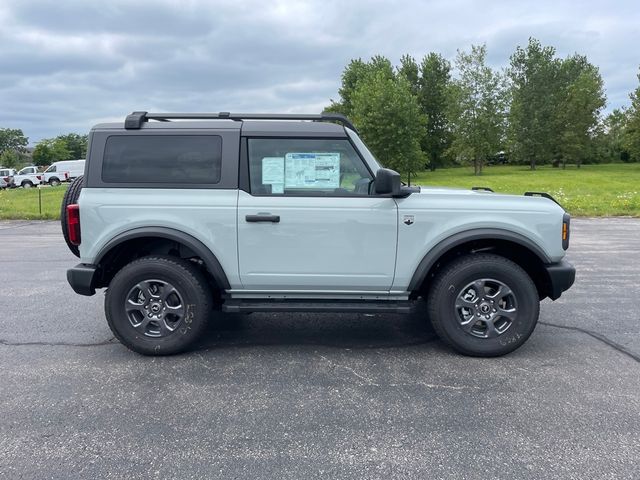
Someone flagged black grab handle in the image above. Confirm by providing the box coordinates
[245,214,280,223]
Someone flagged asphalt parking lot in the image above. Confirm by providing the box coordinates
[0,219,638,479]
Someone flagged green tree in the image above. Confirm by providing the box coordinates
[624,69,640,161]
[351,71,426,183]
[555,55,606,168]
[0,149,22,168]
[327,56,394,117]
[32,138,71,166]
[418,53,452,171]
[398,54,420,95]
[56,133,88,159]
[0,128,28,156]
[593,108,629,163]
[447,44,507,175]
[507,38,560,169]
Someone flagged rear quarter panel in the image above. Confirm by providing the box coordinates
[78,188,240,287]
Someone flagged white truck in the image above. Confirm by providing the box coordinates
[42,160,85,185]
[13,166,43,188]
[0,167,17,188]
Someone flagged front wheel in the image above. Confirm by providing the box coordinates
[49,177,61,186]
[105,255,213,355]
[427,254,539,357]
[22,181,33,188]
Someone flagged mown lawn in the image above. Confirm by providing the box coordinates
[0,163,638,219]
[412,163,640,217]
[0,185,68,220]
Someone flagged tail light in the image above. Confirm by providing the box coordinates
[36,175,42,181]
[67,204,81,245]
[562,213,570,250]
[65,172,69,180]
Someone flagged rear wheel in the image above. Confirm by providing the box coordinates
[427,253,539,357]
[105,255,213,355]
[60,175,84,257]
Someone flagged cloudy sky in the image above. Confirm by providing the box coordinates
[1,0,638,143]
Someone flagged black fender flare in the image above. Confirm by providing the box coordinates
[95,227,231,289]
[407,228,552,291]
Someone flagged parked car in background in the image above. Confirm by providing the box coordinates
[0,167,17,188]
[0,176,8,189]
[45,160,85,182]
[42,164,70,186]
[13,166,43,188]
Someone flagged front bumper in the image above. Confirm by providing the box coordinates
[545,260,576,300]
[67,263,98,296]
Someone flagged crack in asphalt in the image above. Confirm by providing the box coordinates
[0,324,637,365]
[0,337,117,347]
[539,321,640,363]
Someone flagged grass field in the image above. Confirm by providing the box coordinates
[1,163,639,219]
[0,185,68,220]
[412,163,640,217]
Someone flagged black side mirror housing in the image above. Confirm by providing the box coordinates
[374,168,405,196]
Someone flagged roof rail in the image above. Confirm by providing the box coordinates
[124,111,358,132]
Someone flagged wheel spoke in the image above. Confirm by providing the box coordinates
[497,307,517,321]
[161,285,178,302]
[158,317,176,334]
[473,280,486,295]
[455,297,477,309]
[125,299,146,314]
[133,316,152,332]
[460,318,478,333]
[137,280,159,299]
[488,284,512,300]
[484,320,499,338]
[165,304,184,317]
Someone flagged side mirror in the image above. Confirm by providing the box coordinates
[374,168,402,196]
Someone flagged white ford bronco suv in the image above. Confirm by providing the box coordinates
[63,111,575,357]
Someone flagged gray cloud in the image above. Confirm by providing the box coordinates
[0,0,638,143]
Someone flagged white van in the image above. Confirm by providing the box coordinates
[43,160,85,185]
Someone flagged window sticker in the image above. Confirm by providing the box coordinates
[284,153,340,189]
[262,157,285,193]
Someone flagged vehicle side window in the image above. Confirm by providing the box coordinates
[102,135,222,184]
[247,138,373,196]
[47,166,56,173]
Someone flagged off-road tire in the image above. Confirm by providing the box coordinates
[427,253,539,357]
[105,255,213,355]
[60,175,84,257]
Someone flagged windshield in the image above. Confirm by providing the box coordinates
[346,128,382,172]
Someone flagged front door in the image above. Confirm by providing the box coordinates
[237,137,398,291]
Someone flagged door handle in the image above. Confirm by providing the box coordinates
[245,214,280,223]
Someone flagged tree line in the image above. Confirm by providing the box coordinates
[0,131,87,168]
[327,38,640,177]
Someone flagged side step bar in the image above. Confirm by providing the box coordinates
[222,299,416,314]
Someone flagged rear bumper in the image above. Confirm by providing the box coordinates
[67,263,98,296]
[545,260,576,300]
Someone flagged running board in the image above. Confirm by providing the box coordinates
[222,299,416,314]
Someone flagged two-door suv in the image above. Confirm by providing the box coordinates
[63,111,575,356]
